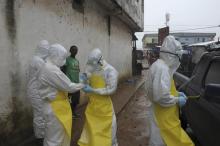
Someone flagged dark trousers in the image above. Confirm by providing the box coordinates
[36,138,43,146]
[68,91,80,113]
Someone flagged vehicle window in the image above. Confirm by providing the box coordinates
[191,54,208,85]
[205,59,220,85]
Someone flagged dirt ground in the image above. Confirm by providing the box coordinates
[117,85,151,146]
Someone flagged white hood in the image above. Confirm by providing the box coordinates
[46,44,68,67]
[160,35,183,75]
[35,40,50,59]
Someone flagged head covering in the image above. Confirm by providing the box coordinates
[35,40,50,59]
[160,35,184,75]
[47,44,68,67]
[87,48,103,65]
[85,48,104,75]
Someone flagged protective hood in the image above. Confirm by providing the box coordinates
[160,35,184,75]
[35,40,50,59]
[47,44,68,67]
[85,48,104,74]
[87,48,103,65]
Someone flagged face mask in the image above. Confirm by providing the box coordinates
[60,59,66,67]
[169,57,180,76]
[53,59,65,67]
[55,54,67,67]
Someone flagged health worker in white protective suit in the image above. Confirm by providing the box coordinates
[27,40,49,143]
[78,48,119,146]
[38,44,84,146]
[145,36,194,146]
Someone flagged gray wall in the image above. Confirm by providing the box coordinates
[116,0,144,30]
[0,0,137,143]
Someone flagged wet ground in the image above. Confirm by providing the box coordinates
[72,85,150,146]
[18,76,147,146]
[117,85,150,146]
[14,72,199,146]
[71,76,146,146]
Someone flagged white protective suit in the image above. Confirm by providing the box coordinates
[38,44,84,146]
[85,49,118,96]
[145,36,189,146]
[88,50,119,146]
[27,40,49,138]
[78,48,119,146]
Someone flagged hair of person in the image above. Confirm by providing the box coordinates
[70,45,78,51]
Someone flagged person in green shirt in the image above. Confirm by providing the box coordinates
[64,45,80,118]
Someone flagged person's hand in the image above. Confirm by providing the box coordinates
[178,95,187,107]
[83,85,94,93]
[178,92,187,98]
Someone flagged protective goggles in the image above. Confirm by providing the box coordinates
[97,56,103,66]
[87,55,103,66]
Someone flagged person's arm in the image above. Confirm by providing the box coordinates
[152,66,178,107]
[42,68,84,93]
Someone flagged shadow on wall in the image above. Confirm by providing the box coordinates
[0,0,34,145]
[0,97,33,146]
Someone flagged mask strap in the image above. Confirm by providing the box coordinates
[97,56,103,66]
[160,50,181,62]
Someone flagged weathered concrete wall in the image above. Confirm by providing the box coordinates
[116,0,144,30]
[0,0,134,144]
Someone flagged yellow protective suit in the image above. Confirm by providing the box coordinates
[50,91,72,146]
[78,74,113,146]
[154,80,194,146]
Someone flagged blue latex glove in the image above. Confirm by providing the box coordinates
[80,73,88,83]
[83,85,94,93]
[178,92,187,98]
[178,95,187,107]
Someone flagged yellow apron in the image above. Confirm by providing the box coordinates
[154,79,194,146]
[78,74,113,146]
[50,91,72,144]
